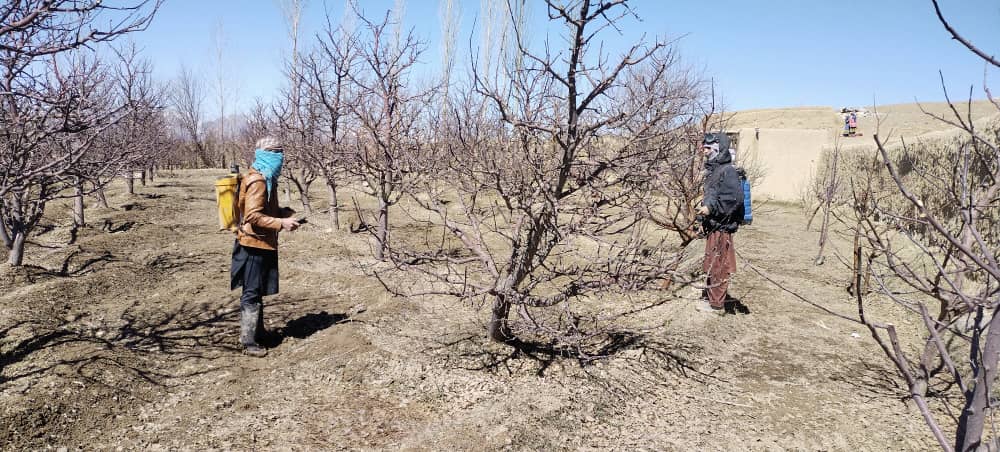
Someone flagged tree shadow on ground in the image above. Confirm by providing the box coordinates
[103,220,137,233]
[826,356,969,427]
[0,294,358,452]
[0,301,242,448]
[828,356,907,401]
[120,202,145,211]
[14,250,118,282]
[145,251,220,274]
[1,296,299,389]
[398,293,721,387]
[420,328,714,387]
[0,320,73,384]
[153,182,193,189]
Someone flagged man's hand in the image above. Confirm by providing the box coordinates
[280,217,300,231]
[696,205,710,216]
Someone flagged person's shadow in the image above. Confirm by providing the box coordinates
[724,296,751,315]
[259,311,350,348]
[699,290,752,315]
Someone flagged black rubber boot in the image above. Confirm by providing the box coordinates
[254,303,271,344]
[240,302,267,357]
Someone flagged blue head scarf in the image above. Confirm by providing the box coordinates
[251,148,284,199]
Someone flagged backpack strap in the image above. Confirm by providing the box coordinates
[234,173,243,234]
[237,172,269,238]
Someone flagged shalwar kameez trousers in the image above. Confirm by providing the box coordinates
[703,231,736,308]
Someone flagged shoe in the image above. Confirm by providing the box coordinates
[724,300,751,315]
[242,344,268,357]
[696,300,725,315]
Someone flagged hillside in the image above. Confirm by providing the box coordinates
[728,100,999,139]
[726,100,999,202]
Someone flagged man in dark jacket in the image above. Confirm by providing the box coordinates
[696,133,744,315]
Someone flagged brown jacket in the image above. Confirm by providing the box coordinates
[237,169,289,250]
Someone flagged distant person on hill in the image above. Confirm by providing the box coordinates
[843,114,851,137]
[848,111,858,136]
[696,133,749,315]
[230,137,300,357]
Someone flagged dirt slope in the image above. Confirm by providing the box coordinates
[0,170,945,450]
[728,100,998,139]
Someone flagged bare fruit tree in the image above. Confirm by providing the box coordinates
[811,139,843,265]
[0,0,162,266]
[271,0,322,214]
[297,15,360,230]
[348,6,430,260]
[271,78,322,214]
[71,44,167,224]
[169,65,215,168]
[212,21,240,171]
[378,1,703,345]
[240,100,276,161]
[645,89,726,247]
[846,2,1000,449]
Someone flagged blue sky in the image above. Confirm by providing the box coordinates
[134,0,1000,113]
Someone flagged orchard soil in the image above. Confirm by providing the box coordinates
[1,170,943,450]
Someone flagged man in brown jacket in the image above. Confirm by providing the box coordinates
[230,137,300,357]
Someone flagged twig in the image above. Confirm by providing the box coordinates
[737,249,861,325]
[685,394,754,410]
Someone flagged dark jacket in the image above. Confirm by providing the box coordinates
[702,149,744,234]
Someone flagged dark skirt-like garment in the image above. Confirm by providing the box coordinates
[230,240,279,296]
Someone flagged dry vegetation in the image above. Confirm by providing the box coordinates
[0,170,949,450]
[800,4,1000,444]
[2,0,1000,450]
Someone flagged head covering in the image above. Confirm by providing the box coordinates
[251,136,284,199]
[703,132,730,152]
[255,136,283,152]
[703,135,733,173]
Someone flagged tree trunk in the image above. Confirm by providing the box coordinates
[9,230,25,266]
[283,181,292,204]
[327,181,340,230]
[73,178,85,227]
[487,293,513,342]
[815,146,840,265]
[0,204,11,250]
[815,202,831,265]
[956,308,1000,451]
[300,189,313,214]
[805,203,823,230]
[375,197,389,261]
[140,169,147,186]
[126,172,135,195]
[148,163,156,182]
[94,184,109,209]
[292,178,313,214]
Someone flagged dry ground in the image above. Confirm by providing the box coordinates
[0,169,949,450]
